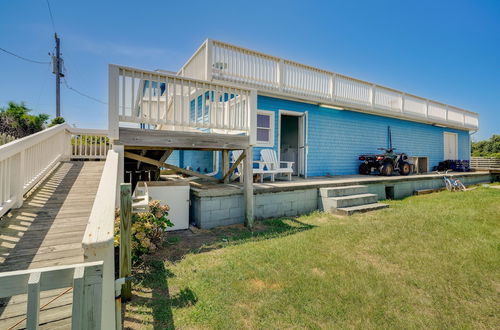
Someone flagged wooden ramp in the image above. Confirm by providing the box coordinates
[0,161,104,329]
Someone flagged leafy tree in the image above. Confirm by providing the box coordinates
[48,116,66,127]
[0,102,49,138]
[471,135,500,158]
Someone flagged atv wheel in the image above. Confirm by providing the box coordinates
[359,163,371,175]
[380,163,394,176]
[400,161,411,175]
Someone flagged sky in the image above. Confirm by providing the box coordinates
[1,0,499,140]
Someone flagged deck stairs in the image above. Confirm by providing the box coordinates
[320,185,388,215]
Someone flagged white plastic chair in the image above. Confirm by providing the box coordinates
[260,149,294,181]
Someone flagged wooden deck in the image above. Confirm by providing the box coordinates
[186,171,493,197]
[0,161,104,329]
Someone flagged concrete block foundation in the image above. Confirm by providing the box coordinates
[190,172,493,229]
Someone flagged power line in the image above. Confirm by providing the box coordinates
[0,47,50,64]
[62,78,107,105]
[45,0,56,32]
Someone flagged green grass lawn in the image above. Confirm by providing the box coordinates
[124,186,500,329]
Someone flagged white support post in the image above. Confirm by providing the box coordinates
[108,65,120,141]
[112,144,124,208]
[244,146,254,228]
[248,89,257,146]
[83,245,113,330]
[401,93,406,113]
[62,130,72,161]
[27,272,41,330]
[205,39,213,81]
[425,99,429,118]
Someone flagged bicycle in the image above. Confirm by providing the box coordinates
[435,170,466,191]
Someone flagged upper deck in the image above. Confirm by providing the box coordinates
[178,39,479,131]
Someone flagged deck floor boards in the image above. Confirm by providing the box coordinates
[0,161,104,329]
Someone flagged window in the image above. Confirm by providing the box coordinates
[256,110,274,147]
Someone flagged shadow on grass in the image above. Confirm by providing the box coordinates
[166,217,317,261]
[124,260,197,329]
[123,217,315,329]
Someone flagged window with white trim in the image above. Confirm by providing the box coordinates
[256,110,274,147]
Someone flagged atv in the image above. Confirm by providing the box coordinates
[358,148,412,176]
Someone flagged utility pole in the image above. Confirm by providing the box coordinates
[52,33,64,117]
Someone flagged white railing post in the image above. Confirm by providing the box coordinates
[13,150,25,208]
[370,84,376,108]
[277,59,284,91]
[249,89,257,146]
[205,39,213,81]
[112,144,124,207]
[108,64,120,141]
[329,73,335,100]
[62,130,72,161]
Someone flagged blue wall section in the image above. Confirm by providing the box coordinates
[166,150,214,174]
[257,95,470,176]
[164,95,471,177]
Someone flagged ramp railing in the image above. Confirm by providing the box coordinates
[0,261,103,329]
[0,124,111,217]
[82,149,120,329]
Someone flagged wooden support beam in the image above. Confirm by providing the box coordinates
[124,146,172,151]
[222,150,230,183]
[220,151,246,183]
[120,183,132,301]
[124,151,218,182]
[159,149,173,163]
[244,146,254,228]
[119,127,250,150]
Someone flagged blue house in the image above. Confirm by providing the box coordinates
[161,39,478,178]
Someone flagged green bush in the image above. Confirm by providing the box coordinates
[115,200,173,263]
[472,135,500,158]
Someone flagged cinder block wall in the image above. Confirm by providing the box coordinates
[190,174,491,229]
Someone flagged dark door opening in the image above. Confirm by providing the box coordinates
[280,115,299,175]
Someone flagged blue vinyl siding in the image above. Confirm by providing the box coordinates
[166,150,214,173]
[164,95,471,177]
[257,95,470,176]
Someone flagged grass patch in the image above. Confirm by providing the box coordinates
[124,187,500,329]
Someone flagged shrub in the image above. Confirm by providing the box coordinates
[115,200,173,263]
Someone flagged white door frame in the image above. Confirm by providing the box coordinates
[443,132,458,160]
[278,110,308,178]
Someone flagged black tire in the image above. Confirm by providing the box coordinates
[380,163,394,176]
[400,161,411,176]
[359,163,371,175]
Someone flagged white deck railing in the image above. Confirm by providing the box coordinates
[180,39,479,130]
[69,128,111,160]
[108,64,257,141]
[0,124,110,217]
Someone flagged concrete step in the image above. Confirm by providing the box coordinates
[320,185,368,198]
[324,193,378,209]
[336,203,389,216]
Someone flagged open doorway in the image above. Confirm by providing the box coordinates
[279,111,308,177]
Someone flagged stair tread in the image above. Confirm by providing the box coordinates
[322,185,367,190]
[336,202,389,215]
[329,193,377,200]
